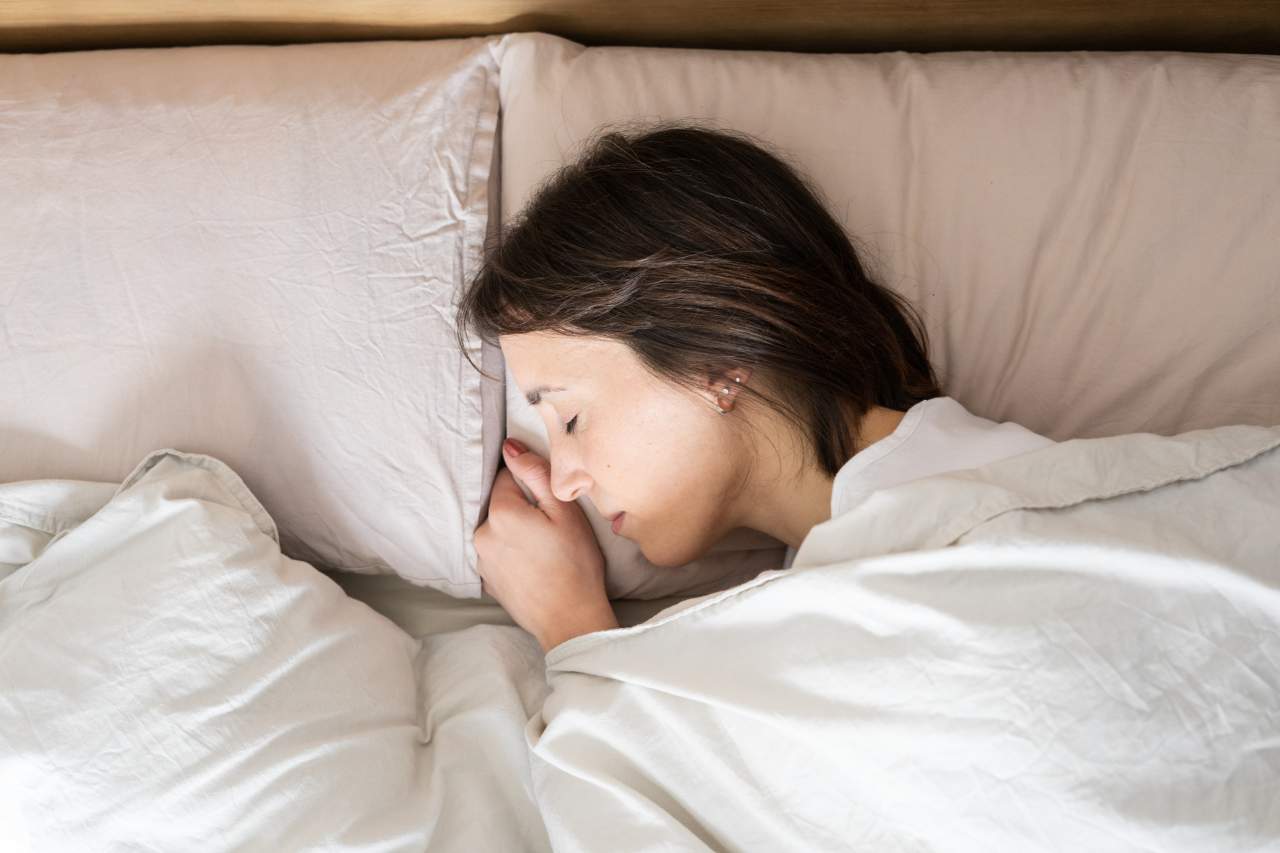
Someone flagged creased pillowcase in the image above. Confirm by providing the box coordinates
[0,37,504,597]
[493,32,1280,600]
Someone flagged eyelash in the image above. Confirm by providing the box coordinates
[564,415,578,435]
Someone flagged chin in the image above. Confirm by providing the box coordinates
[637,537,705,569]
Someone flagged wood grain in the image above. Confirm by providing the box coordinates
[1,0,1278,55]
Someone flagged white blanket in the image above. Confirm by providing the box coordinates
[5,427,1278,851]
[528,424,1280,852]
[0,450,552,852]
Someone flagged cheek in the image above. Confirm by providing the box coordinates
[611,416,727,514]
[623,428,738,567]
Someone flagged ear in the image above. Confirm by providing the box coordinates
[707,368,751,411]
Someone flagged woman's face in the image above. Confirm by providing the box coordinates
[499,331,754,567]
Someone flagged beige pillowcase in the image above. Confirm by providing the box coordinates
[494,32,1280,599]
[0,37,504,597]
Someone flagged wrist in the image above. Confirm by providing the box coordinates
[539,606,619,654]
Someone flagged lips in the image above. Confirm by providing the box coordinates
[610,511,626,534]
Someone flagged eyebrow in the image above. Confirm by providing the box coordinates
[525,385,567,406]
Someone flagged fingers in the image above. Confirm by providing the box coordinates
[488,467,543,518]
[502,445,557,511]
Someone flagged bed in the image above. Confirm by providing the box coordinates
[2,3,1279,850]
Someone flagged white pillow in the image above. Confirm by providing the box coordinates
[0,449,551,851]
[0,37,503,597]
[494,32,1280,598]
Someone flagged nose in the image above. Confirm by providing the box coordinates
[548,442,592,504]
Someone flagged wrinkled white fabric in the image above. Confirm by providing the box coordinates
[528,423,1280,852]
[783,395,1055,568]
[831,395,1056,517]
[0,450,551,852]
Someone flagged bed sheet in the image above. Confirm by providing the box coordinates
[326,568,700,640]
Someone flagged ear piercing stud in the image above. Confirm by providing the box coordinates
[717,376,741,414]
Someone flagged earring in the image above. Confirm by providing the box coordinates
[717,376,740,415]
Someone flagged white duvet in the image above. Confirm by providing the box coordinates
[528,424,1280,852]
[0,450,552,852]
[3,425,1279,851]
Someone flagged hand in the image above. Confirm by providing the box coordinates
[475,438,619,654]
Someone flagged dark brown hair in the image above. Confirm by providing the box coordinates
[456,121,943,477]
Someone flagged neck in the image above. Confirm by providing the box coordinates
[739,404,907,550]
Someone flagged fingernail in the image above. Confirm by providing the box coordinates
[503,438,526,456]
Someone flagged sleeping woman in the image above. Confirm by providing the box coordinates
[456,123,1055,654]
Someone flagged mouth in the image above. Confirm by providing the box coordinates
[609,511,626,534]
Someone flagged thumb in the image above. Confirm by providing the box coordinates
[503,438,558,509]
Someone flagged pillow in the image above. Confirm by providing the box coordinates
[0,449,551,850]
[493,32,1280,598]
[0,37,503,597]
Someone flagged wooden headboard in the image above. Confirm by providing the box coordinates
[3,0,1279,56]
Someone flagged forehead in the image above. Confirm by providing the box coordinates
[500,332,631,390]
